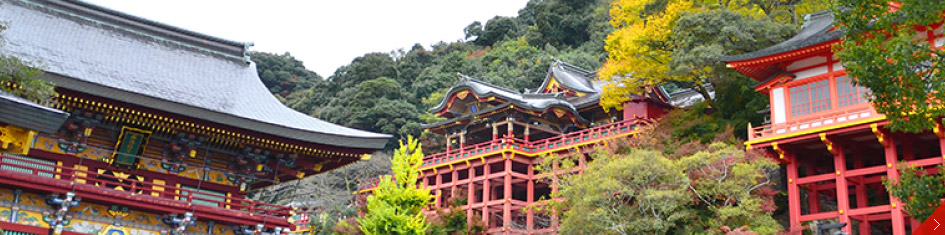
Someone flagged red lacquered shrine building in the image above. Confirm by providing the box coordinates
[0,0,390,234]
[358,60,706,234]
[724,11,945,234]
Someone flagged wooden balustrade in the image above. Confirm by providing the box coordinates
[0,154,292,217]
[749,104,879,141]
[359,118,647,191]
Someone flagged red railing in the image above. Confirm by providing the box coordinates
[0,154,292,217]
[749,104,880,141]
[358,118,646,191]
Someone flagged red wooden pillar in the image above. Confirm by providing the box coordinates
[833,144,852,234]
[507,122,513,139]
[446,135,451,153]
[807,164,820,214]
[422,174,429,189]
[786,151,802,232]
[939,131,945,157]
[460,131,466,150]
[483,163,491,228]
[852,149,870,234]
[526,161,535,232]
[451,168,459,200]
[503,158,512,232]
[468,166,475,226]
[492,124,498,141]
[884,135,906,234]
[524,125,530,142]
[436,169,443,209]
[578,151,586,174]
[551,159,560,229]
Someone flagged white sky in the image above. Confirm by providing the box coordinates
[83,0,530,76]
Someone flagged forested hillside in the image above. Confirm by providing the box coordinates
[252,0,612,150]
[250,0,831,233]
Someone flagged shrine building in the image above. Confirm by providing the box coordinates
[358,59,708,234]
[723,10,945,234]
[0,0,390,234]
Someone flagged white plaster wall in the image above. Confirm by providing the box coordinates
[787,56,827,71]
[794,66,829,80]
[772,87,787,124]
[833,62,844,71]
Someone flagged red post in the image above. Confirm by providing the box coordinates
[526,161,534,232]
[492,124,498,141]
[451,169,458,200]
[884,135,906,234]
[551,158,560,229]
[468,166,475,226]
[483,163,491,228]
[524,125,530,142]
[852,150,870,234]
[503,158,512,231]
[507,122,513,139]
[833,145,851,234]
[435,169,443,209]
[446,135,452,153]
[939,134,945,157]
[807,164,821,214]
[786,152,802,231]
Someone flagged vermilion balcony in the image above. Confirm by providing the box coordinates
[0,153,293,227]
[357,118,646,192]
[748,104,882,142]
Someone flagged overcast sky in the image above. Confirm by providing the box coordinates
[83,0,530,77]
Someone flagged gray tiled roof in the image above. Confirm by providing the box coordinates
[429,75,587,123]
[721,11,840,62]
[0,0,390,149]
[533,59,600,94]
[0,91,69,133]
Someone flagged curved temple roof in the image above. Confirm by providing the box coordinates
[427,75,588,124]
[534,59,599,94]
[721,11,840,62]
[0,0,390,149]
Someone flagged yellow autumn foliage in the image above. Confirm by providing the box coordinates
[599,0,697,110]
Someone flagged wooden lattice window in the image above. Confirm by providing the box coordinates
[790,79,831,117]
[835,76,868,108]
[1,153,55,178]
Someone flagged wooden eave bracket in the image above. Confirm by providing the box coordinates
[754,73,795,92]
[871,124,888,147]
[934,120,945,139]
[819,133,839,155]
[771,142,785,160]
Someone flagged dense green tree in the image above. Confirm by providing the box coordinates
[358,136,433,235]
[834,0,945,132]
[253,0,615,153]
[678,143,781,234]
[330,52,398,88]
[320,77,422,143]
[599,0,828,109]
[251,51,322,99]
[470,16,520,47]
[547,148,693,234]
[464,21,483,41]
[527,0,598,48]
[536,118,782,234]
[884,164,945,222]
